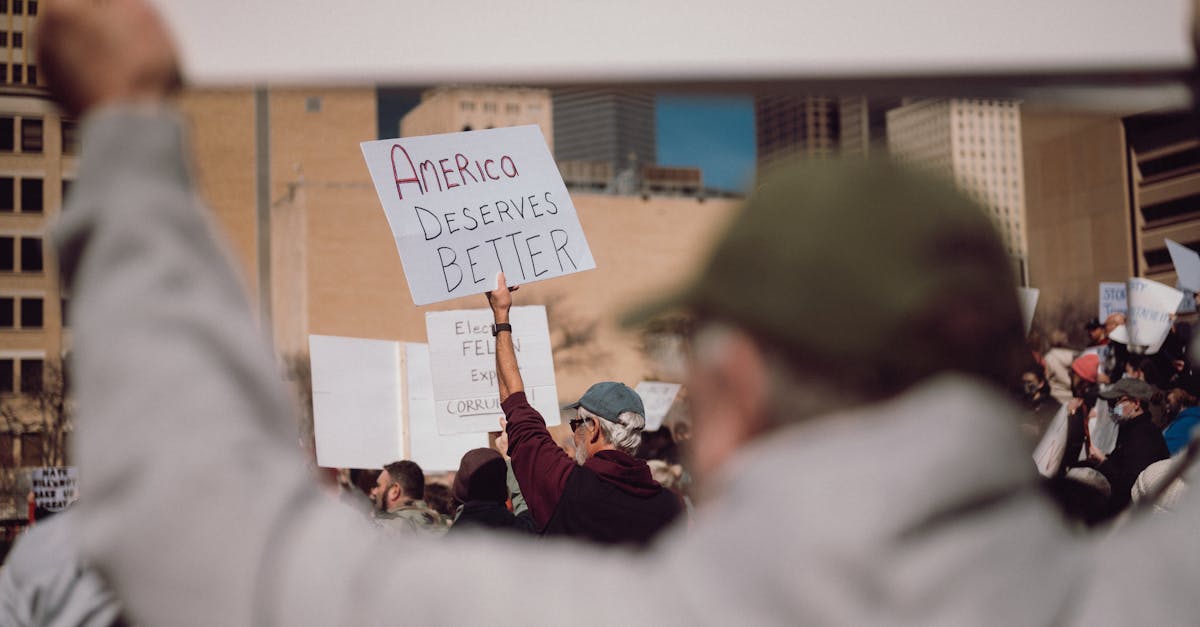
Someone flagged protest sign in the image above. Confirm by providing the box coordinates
[635,382,682,432]
[405,343,489,472]
[31,466,78,513]
[1098,282,1127,322]
[1125,277,1183,354]
[1166,238,1200,292]
[361,126,596,306]
[1032,405,1069,478]
[1177,281,1196,314]
[426,306,560,435]
[1089,400,1119,456]
[309,335,485,470]
[1018,287,1039,335]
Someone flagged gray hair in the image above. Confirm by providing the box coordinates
[578,405,645,454]
[693,321,862,427]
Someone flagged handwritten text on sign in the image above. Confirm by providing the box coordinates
[32,466,78,513]
[1098,282,1127,322]
[426,306,560,435]
[1126,277,1182,354]
[361,126,596,305]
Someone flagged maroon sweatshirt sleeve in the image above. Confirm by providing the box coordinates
[503,391,574,529]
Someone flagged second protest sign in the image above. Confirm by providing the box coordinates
[426,306,560,435]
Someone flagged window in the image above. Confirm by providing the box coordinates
[0,64,7,84]
[0,237,12,270]
[0,117,12,151]
[20,297,41,328]
[20,434,41,466]
[61,179,72,204]
[506,103,520,114]
[460,101,475,112]
[26,64,34,85]
[20,177,41,212]
[12,0,22,15]
[20,117,41,152]
[20,236,40,272]
[0,359,10,394]
[61,119,78,154]
[0,434,11,467]
[304,96,321,113]
[11,32,21,49]
[0,1,8,13]
[27,0,35,15]
[0,177,11,211]
[483,102,496,113]
[19,358,41,394]
[60,296,68,327]
[0,297,12,327]
[0,32,7,47]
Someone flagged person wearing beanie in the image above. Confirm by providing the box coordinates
[447,448,524,535]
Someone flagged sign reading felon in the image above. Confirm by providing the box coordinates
[362,126,596,306]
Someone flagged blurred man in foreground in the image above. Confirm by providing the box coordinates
[38,1,1200,625]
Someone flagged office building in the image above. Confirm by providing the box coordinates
[755,95,838,165]
[399,86,553,147]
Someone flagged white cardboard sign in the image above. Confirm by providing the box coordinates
[1018,287,1039,335]
[1098,282,1127,322]
[1166,238,1200,292]
[309,335,485,471]
[1126,277,1182,354]
[1089,400,1119,456]
[426,306,560,434]
[1032,404,1069,478]
[31,467,78,513]
[635,382,682,432]
[361,126,596,305]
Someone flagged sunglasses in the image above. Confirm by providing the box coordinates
[570,417,590,432]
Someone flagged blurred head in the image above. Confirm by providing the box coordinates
[453,448,508,504]
[1166,388,1197,421]
[1049,329,1070,349]
[1086,319,1105,344]
[629,158,1025,484]
[371,460,425,513]
[1020,364,1049,404]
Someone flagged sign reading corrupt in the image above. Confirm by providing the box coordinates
[426,306,560,435]
[31,466,78,513]
[361,126,596,305]
[1099,282,1127,322]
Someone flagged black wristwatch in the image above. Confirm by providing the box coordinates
[491,323,512,336]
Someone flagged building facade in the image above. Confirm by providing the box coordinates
[755,95,839,165]
[399,86,553,147]
[838,96,900,159]
[552,89,656,180]
[887,99,1028,279]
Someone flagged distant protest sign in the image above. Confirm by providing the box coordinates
[1166,239,1200,292]
[1017,287,1039,335]
[426,306,560,435]
[635,382,682,432]
[361,126,596,306]
[1098,282,1127,321]
[31,467,78,513]
[1126,277,1183,354]
[309,335,485,470]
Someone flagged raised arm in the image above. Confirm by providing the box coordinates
[487,271,523,402]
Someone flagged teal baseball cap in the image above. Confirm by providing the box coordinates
[566,382,646,423]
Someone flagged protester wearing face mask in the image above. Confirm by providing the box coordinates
[1162,388,1200,456]
[1088,378,1170,516]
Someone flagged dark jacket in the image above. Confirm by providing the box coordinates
[1097,413,1169,512]
[503,391,681,546]
[448,500,518,535]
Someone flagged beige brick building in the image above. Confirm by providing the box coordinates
[399,86,552,146]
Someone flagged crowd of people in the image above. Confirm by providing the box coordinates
[2,1,1200,625]
[1022,311,1197,525]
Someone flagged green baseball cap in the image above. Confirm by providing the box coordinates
[625,157,1025,397]
[566,381,645,423]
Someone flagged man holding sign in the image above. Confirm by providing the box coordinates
[488,273,681,545]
